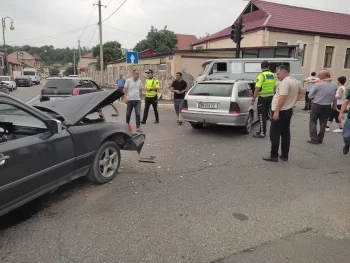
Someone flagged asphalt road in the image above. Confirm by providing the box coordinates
[0,88,349,263]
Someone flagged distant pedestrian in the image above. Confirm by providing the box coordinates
[307,70,338,144]
[116,74,126,101]
[252,61,277,138]
[141,69,160,124]
[326,76,347,133]
[338,90,350,154]
[262,65,305,162]
[124,69,142,132]
[302,72,318,111]
[171,72,188,125]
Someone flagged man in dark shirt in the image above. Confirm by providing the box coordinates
[339,90,350,154]
[171,72,188,124]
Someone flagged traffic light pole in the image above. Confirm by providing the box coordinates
[236,16,242,58]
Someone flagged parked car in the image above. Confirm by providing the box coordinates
[0,82,10,94]
[0,89,145,216]
[0,76,17,91]
[40,77,102,102]
[181,80,258,134]
[15,76,33,87]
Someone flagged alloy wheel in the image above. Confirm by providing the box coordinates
[99,147,119,178]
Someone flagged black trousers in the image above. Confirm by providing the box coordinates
[309,103,332,143]
[142,96,159,122]
[270,108,293,158]
[257,96,273,135]
[304,91,312,110]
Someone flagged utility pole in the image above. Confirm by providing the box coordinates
[96,0,104,86]
[73,48,76,75]
[78,38,82,74]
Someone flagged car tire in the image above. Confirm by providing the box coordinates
[190,122,204,129]
[242,111,253,134]
[87,141,121,184]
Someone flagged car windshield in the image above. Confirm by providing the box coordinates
[43,79,76,89]
[0,77,10,81]
[23,71,35,76]
[189,83,233,97]
[201,62,211,75]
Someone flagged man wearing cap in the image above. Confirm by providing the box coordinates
[251,61,277,138]
[141,69,160,124]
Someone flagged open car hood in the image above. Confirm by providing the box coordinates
[33,89,123,125]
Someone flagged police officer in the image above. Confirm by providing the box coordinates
[141,69,160,124]
[251,61,277,138]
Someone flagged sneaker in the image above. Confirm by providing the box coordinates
[179,120,183,125]
[136,128,142,133]
[154,120,159,124]
[333,128,343,133]
[140,121,146,124]
[253,134,265,138]
[325,128,330,132]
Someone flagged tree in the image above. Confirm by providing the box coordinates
[133,26,177,53]
[199,32,210,39]
[93,41,123,70]
[50,67,60,76]
[65,66,76,76]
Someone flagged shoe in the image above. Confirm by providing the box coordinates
[343,145,349,154]
[154,120,159,124]
[253,134,265,138]
[307,140,319,145]
[325,128,330,132]
[136,128,142,133]
[333,129,343,133]
[262,156,278,162]
[140,121,146,124]
[179,120,183,125]
[302,108,308,111]
[279,155,288,161]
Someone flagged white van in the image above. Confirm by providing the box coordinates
[196,58,302,85]
[23,68,41,85]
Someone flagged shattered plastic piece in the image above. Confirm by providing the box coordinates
[139,157,156,163]
[203,160,207,162]
[157,166,161,169]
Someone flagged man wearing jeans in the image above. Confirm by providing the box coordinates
[124,69,142,132]
[116,74,125,101]
[171,72,188,124]
[263,65,305,162]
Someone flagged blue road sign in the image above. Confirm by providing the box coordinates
[126,51,138,64]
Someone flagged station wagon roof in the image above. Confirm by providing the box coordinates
[199,80,254,84]
[203,58,298,63]
[46,77,92,80]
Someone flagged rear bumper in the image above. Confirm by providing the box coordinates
[123,133,145,154]
[40,95,72,101]
[182,110,249,126]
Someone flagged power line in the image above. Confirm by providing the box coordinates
[102,0,128,23]
[79,4,97,39]
[104,24,146,37]
[87,25,99,47]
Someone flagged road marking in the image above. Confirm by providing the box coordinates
[27,95,40,104]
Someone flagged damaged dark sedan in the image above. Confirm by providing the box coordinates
[0,89,145,216]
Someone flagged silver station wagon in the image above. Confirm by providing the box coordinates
[181,80,259,134]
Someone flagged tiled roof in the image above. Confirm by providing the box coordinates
[176,34,198,49]
[81,52,95,58]
[192,0,350,45]
[33,53,42,61]
[7,56,22,65]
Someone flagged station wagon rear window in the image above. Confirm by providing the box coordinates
[244,62,290,73]
[189,83,233,97]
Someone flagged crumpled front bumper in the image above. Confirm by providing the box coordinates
[123,133,145,154]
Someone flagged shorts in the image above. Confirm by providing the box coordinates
[174,99,184,115]
[328,105,342,123]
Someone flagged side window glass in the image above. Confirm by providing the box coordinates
[238,84,252,97]
[81,80,93,88]
[213,62,228,73]
[0,103,47,143]
[90,81,99,89]
[269,62,290,73]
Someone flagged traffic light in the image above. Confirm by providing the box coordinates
[230,18,245,43]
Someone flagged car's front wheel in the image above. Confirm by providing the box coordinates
[87,141,121,184]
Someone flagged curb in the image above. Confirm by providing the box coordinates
[114,100,174,110]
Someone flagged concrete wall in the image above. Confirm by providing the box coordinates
[79,57,98,69]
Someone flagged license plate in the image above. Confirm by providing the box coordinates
[49,97,63,100]
[198,102,218,109]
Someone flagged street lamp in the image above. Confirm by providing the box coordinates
[2,17,15,76]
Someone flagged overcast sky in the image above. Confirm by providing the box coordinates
[2,0,349,51]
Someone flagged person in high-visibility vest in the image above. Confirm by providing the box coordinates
[251,61,277,138]
[141,69,160,124]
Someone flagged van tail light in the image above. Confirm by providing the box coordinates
[72,88,79,96]
[182,100,188,110]
[128,124,133,133]
[229,102,240,114]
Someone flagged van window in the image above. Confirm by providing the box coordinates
[231,62,242,73]
[23,71,35,76]
[201,62,211,75]
[189,83,233,97]
[244,62,290,73]
[212,62,227,73]
[237,83,253,97]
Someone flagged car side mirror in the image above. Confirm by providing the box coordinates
[46,119,63,134]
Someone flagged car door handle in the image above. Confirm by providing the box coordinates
[0,154,9,165]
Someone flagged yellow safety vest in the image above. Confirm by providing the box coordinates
[145,77,160,98]
[256,70,276,97]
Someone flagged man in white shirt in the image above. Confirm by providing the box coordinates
[263,65,305,162]
[303,72,318,111]
[124,69,142,132]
